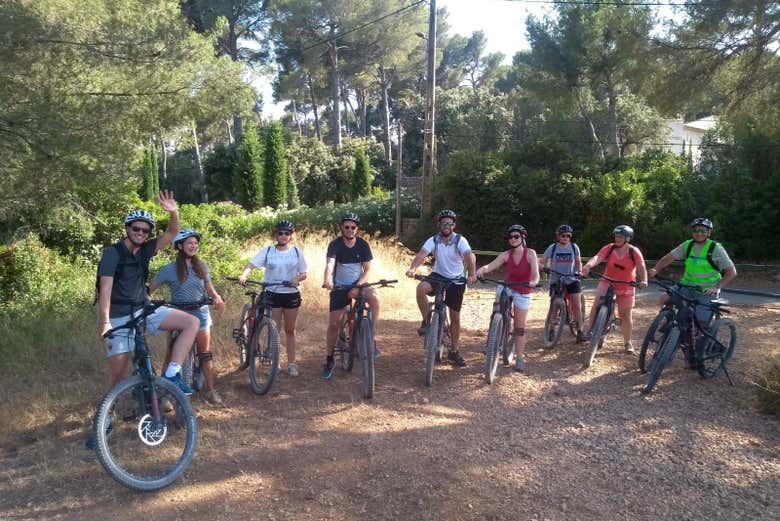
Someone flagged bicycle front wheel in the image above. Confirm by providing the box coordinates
[543,297,566,349]
[639,309,674,373]
[696,319,737,379]
[249,318,280,395]
[337,313,354,372]
[585,305,609,367]
[424,311,441,387]
[642,326,680,394]
[93,375,197,491]
[358,319,375,398]
[484,313,504,384]
[237,304,252,369]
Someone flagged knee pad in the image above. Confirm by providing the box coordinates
[514,327,525,337]
[196,352,213,363]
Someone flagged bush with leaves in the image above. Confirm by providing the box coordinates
[232,127,264,210]
[351,148,372,200]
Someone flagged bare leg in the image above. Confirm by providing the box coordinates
[159,310,199,366]
[195,329,215,391]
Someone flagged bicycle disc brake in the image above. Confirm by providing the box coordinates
[137,414,168,446]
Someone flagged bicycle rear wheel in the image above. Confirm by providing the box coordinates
[180,346,203,392]
[237,304,252,369]
[696,319,737,379]
[568,294,586,337]
[501,317,515,366]
[543,297,566,349]
[249,318,280,395]
[642,326,680,394]
[586,305,608,367]
[484,313,504,384]
[639,309,674,373]
[358,319,375,398]
[93,375,197,491]
[337,313,354,372]
[424,311,441,387]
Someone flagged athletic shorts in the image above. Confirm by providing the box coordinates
[268,291,302,309]
[425,272,466,313]
[498,286,532,311]
[596,280,635,308]
[329,288,352,312]
[549,279,582,296]
[185,305,212,331]
[104,306,172,358]
[672,285,717,325]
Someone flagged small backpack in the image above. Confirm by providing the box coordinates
[432,233,462,263]
[93,241,150,305]
[607,243,636,265]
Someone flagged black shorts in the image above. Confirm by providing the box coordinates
[426,272,466,313]
[329,288,351,312]
[549,279,582,296]
[267,291,301,309]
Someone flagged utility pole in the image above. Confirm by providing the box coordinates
[421,0,436,215]
[396,121,403,237]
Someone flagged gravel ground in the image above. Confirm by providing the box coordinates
[1,287,778,521]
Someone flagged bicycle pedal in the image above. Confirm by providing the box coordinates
[232,328,243,340]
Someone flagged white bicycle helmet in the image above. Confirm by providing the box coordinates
[124,210,155,229]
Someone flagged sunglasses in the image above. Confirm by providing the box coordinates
[129,225,151,234]
[440,222,455,228]
[508,234,523,240]
[277,230,291,236]
[342,225,357,230]
[559,234,572,238]
[692,228,709,234]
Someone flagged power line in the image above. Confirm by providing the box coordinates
[300,0,427,53]
[502,0,706,7]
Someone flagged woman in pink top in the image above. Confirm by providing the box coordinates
[581,225,648,353]
[476,224,540,372]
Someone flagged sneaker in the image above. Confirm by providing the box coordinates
[85,420,113,450]
[624,341,635,353]
[287,363,300,377]
[514,356,526,372]
[164,373,194,396]
[203,389,223,405]
[417,321,427,336]
[447,349,467,367]
[321,355,336,380]
[576,330,588,343]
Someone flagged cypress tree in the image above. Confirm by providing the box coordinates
[263,122,287,208]
[139,143,158,201]
[351,147,371,200]
[232,126,263,210]
[286,168,300,208]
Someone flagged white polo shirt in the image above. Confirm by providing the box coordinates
[421,233,472,279]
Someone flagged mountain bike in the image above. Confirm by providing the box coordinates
[228,278,289,396]
[415,274,465,387]
[168,299,214,394]
[641,278,736,394]
[331,279,397,398]
[94,300,201,491]
[542,269,586,349]
[478,278,534,384]
[585,274,638,367]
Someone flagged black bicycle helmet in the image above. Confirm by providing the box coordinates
[438,209,457,222]
[173,229,201,249]
[557,224,573,235]
[341,212,360,225]
[275,220,295,232]
[124,209,155,229]
[506,224,528,239]
[690,217,713,231]
[612,225,634,238]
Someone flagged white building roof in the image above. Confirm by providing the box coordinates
[684,116,718,132]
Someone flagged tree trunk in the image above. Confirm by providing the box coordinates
[606,76,620,158]
[575,88,604,161]
[341,81,350,135]
[192,123,207,203]
[225,119,233,144]
[355,88,367,138]
[344,90,360,136]
[327,38,342,148]
[159,133,167,181]
[306,74,321,140]
[378,66,393,164]
[228,21,243,143]
[292,99,302,137]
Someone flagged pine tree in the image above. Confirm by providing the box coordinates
[232,126,264,210]
[351,147,371,200]
[263,122,287,208]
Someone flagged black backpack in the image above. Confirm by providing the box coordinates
[93,241,150,305]
[432,233,462,264]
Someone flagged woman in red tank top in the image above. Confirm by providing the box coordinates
[476,224,540,372]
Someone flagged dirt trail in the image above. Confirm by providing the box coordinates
[1,287,778,521]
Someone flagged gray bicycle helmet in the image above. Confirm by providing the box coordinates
[174,229,201,249]
[341,212,360,225]
[506,224,528,239]
[557,224,573,235]
[690,217,713,230]
[275,220,295,232]
[612,225,634,238]
[124,209,155,229]
[438,209,457,222]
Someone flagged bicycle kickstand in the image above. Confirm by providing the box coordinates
[722,363,735,387]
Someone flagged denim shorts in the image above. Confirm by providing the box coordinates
[104,306,172,358]
[186,305,212,331]
[498,286,532,311]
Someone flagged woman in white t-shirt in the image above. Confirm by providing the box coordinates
[238,221,308,377]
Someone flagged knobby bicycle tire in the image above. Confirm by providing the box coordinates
[424,310,441,387]
[643,326,680,394]
[237,304,252,369]
[358,319,375,398]
[93,375,197,491]
[568,293,587,337]
[543,297,567,349]
[639,308,674,373]
[696,319,737,379]
[249,318,280,395]
[485,313,504,384]
[180,347,204,392]
[501,315,515,366]
[338,313,354,372]
[586,306,609,367]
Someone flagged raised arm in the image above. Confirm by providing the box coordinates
[155,190,180,252]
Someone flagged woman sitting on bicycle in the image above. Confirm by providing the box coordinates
[581,225,648,353]
[149,229,226,404]
[541,224,587,343]
[238,220,308,377]
[475,224,540,372]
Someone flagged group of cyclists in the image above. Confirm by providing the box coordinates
[91,191,737,447]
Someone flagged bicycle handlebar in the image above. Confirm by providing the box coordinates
[586,272,639,287]
[477,277,537,289]
[413,274,467,284]
[102,298,213,338]
[544,268,582,279]
[333,279,398,291]
[651,278,729,313]
[226,277,293,289]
